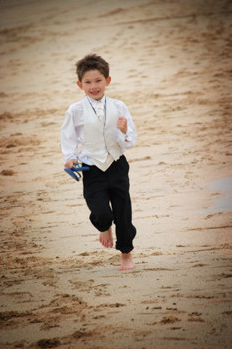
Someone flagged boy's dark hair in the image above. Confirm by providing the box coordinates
[76,54,109,81]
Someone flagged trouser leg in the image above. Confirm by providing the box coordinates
[110,187,136,253]
[108,156,136,253]
[83,167,113,232]
[83,164,114,232]
[88,191,113,232]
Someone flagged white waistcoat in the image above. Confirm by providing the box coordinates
[82,96,121,171]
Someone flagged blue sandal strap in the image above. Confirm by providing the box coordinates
[64,163,90,182]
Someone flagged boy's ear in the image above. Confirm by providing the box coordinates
[106,76,111,86]
[77,81,83,89]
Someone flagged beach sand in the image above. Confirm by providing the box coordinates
[1,0,232,348]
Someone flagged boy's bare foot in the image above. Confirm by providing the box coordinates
[99,227,113,248]
[119,252,134,271]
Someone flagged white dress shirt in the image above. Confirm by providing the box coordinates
[61,95,137,165]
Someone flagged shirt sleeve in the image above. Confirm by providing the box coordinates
[116,101,137,152]
[61,110,79,163]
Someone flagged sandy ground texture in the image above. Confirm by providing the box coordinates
[1,0,232,348]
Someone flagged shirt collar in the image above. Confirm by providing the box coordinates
[87,95,106,109]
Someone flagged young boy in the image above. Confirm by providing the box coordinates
[61,54,137,270]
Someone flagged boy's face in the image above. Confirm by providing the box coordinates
[77,70,111,100]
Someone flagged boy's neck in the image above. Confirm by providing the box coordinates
[87,94,106,104]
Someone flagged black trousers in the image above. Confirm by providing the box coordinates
[82,155,136,254]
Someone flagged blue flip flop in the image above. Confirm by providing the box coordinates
[64,162,90,182]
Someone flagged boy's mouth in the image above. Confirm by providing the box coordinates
[91,90,100,95]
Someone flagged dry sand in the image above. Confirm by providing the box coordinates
[1,0,232,348]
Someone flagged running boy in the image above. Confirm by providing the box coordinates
[61,54,137,270]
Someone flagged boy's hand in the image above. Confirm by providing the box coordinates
[64,159,78,169]
[117,116,127,134]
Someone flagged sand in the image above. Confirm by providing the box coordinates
[0,0,232,348]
